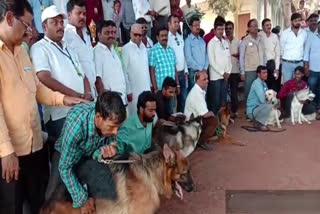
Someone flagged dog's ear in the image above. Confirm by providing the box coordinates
[163,144,175,164]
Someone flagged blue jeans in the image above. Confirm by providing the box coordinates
[282,61,303,83]
[207,79,228,114]
[308,70,320,110]
[188,69,197,93]
[177,71,187,112]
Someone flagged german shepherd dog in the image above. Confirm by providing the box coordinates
[40,144,195,214]
[216,106,244,146]
[153,117,202,157]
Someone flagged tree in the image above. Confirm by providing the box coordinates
[207,0,232,17]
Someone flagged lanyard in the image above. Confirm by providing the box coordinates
[44,38,83,77]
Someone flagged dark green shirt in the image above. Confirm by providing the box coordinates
[116,113,152,155]
[55,103,113,208]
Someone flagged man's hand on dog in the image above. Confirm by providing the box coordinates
[1,153,19,183]
[80,197,95,214]
[102,142,117,159]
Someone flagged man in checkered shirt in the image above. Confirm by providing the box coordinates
[149,26,180,95]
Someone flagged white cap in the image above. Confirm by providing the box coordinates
[41,5,66,23]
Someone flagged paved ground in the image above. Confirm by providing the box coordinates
[157,113,320,214]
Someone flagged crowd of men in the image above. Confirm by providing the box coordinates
[1,0,320,213]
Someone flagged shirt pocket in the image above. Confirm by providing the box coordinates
[22,66,37,94]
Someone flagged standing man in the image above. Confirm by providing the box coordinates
[83,0,104,26]
[225,21,241,118]
[280,13,307,83]
[207,18,231,114]
[94,20,129,106]
[184,17,208,92]
[306,13,319,36]
[30,5,92,141]
[121,0,135,44]
[304,18,320,115]
[239,19,264,109]
[203,16,225,45]
[122,24,151,115]
[259,18,281,92]
[136,17,153,53]
[168,15,188,112]
[64,0,97,98]
[150,0,171,28]
[28,0,52,38]
[149,26,179,94]
[132,0,157,39]
[0,1,84,213]
[181,0,195,38]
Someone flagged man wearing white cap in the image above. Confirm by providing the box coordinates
[30,5,92,144]
[64,0,97,98]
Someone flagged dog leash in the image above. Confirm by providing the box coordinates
[99,159,137,165]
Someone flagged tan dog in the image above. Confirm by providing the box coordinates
[40,145,195,214]
[216,106,244,146]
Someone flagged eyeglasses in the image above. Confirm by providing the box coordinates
[16,17,32,32]
[133,33,142,37]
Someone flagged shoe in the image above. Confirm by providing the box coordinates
[197,142,213,151]
[254,121,268,131]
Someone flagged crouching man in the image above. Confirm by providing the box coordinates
[246,65,272,130]
[46,91,126,214]
[116,91,158,154]
[184,71,217,151]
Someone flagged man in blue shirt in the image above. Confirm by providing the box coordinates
[184,17,209,92]
[246,65,272,130]
[28,0,52,37]
[304,18,320,113]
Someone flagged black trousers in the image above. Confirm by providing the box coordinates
[266,60,282,92]
[229,73,241,113]
[0,148,49,214]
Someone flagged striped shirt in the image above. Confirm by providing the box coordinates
[55,102,113,208]
[148,42,176,89]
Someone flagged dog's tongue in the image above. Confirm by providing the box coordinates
[175,181,184,200]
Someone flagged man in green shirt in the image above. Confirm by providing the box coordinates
[46,91,126,214]
[116,91,157,155]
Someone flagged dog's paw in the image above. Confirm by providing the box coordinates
[307,121,311,125]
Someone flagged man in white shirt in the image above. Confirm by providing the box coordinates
[259,18,281,91]
[94,20,129,106]
[150,0,170,28]
[207,19,231,114]
[168,15,188,113]
[64,0,97,98]
[280,13,307,83]
[122,24,151,115]
[30,6,91,140]
[185,71,215,151]
[132,0,157,38]
[136,17,153,53]
[225,21,240,118]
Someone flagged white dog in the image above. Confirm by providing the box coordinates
[291,87,316,125]
[265,89,282,128]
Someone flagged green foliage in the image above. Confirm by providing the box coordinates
[207,0,232,17]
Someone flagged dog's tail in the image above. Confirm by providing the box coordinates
[241,126,286,133]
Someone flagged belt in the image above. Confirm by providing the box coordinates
[282,59,303,63]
